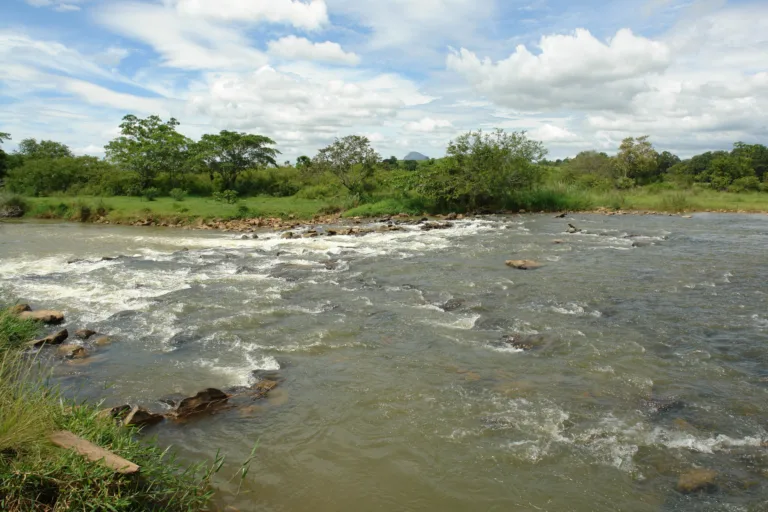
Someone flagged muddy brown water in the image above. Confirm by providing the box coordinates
[1,214,767,511]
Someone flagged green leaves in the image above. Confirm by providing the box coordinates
[195,130,279,191]
[312,135,380,195]
[104,115,192,191]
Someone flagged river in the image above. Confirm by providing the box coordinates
[1,214,767,511]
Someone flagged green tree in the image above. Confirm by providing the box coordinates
[296,155,312,170]
[195,130,279,191]
[403,159,418,171]
[312,135,380,196]
[732,142,768,181]
[6,156,114,196]
[105,115,191,191]
[400,129,546,210]
[0,132,9,179]
[616,136,659,185]
[656,150,681,175]
[17,138,73,160]
[706,154,755,190]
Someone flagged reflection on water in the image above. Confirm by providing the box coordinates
[1,214,767,511]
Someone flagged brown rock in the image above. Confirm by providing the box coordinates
[97,404,132,421]
[29,329,69,348]
[50,431,139,474]
[677,468,717,493]
[92,336,112,347]
[9,304,31,314]
[123,406,164,428]
[57,344,89,359]
[505,260,543,270]
[75,329,97,340]
[552,239,564,244]
[281,231,295,239]
[19,310,65,325]
[421,221,452,231]
[174,388,229,418]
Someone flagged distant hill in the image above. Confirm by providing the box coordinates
[403,152,429,161]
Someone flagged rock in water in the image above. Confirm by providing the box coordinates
[97,405,132,422]
[441,298,465,312]
[281,231,295,239]
[499,334,551,351]
[19,310,65,325]
[505,260,542,270]
[174,388,229,418]
[566,223,582,234]
[57,344,89,359]
[29,329,69,348]
[75,329,97,340]
[421,222,452,231]
[9,304,31,314]
[123,406,164,428]
[677,468,717,493]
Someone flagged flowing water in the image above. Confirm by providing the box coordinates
[1,214,767,511]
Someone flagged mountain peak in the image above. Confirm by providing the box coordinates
[403,151,429,161]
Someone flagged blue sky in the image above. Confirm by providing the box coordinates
[1,0,766,160]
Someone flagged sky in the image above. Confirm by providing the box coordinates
[0,0,766,161]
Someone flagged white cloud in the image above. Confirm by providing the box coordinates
[96,2,269,70]
[528,124,580,143]
[174,0,329,30]
[55,3,80,11]
[268,36,360,66]
[404,117,454,133]
[448,28,670,111]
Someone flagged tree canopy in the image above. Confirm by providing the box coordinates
[312,135,380,196]
[195,131,279,191]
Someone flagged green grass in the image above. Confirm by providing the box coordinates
[0,307,223,511]
[342,197,426,218]
[587,189,768,213]
[24,195,337,223]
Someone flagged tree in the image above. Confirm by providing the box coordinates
[312,135,380,196]
[656,150,681,175]
[105,115,191,191]
[616,136,659,185]
[296,155,312,170]
[195,130,279,191]
[732,142,768,181]
[399,129,547,210]
[0,132,9,179]
[17,138,73,160]
[403,159,418,171]
[382,156,398,170]
[706,153,754,190]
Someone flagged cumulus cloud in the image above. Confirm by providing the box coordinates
[404,117,454,133]
[528,124,580,143]
[95,3,268,70]
[268,36,360,66]
[447,28,670,111]
[174,0,329,30]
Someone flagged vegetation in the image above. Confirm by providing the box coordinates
[1,115,767,222]
[0,306,228,510]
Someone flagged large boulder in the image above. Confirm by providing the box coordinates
[677,468,717,493]
[421,222,452,231]
[29,329,69,348]
[505,260,542,270]
[174,388,229,418]
[19,310,65,325]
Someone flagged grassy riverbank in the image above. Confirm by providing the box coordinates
[4,188,766,229]
[0,307,216,511]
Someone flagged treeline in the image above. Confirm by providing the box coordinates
[1,116,767,213]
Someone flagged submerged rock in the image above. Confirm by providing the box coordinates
[29,329,68,348]
[677,468,717,493]
[57,344,89,359]
[174,388,229,418]
[19,310,65,325]
[642,396,685,414]
[566,223,581,234]
[505,260,542,270]
[75,329,97,340]
[421,222,452,231]
[97,404,132,422]
[441,298,465,312]
[92,336,112,347]
[498,333,552,351]
[281,231,295,239]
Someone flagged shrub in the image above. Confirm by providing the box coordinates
[0,195,28,218]
[235,204,250,218]
[295,184,343,200]
[728,176,760,193]
[658,192,692,212]
[614,177,635,190]
[142,187,160,201]
[75,202,91,222]
[213,190,239,204]
[169,188,187,201]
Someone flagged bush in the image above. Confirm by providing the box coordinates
[295,184,343,200]
[615,177,635,190]
[0,195,28,218]
[142,187,160,201]
[213,190,239,204]
[75,202,91,222]
[169,188,187,201]
[235,204,250,218]
[658,192,692,212]
[728,176,761,193]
